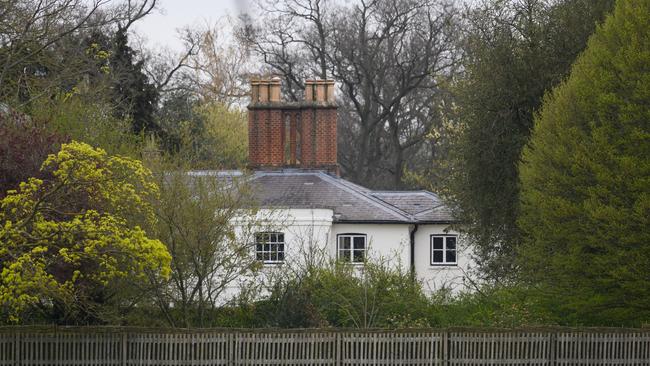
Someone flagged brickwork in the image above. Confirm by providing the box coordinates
[289,113,297,165]
[300,108,314,166]
[268,109,284,166]
[248,78,338,174]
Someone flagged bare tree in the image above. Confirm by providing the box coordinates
[144,16,253,110]
[150,167,268,327]
[138,29,200,95]
[185,20,253,107]
[0,0,158,106]
[242,0,459,188]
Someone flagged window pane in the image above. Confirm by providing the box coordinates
[255,233,264,243]
[339,249,351,262]
[264,244,270,251]
[353,236,365,249]
[256,252,263,261]
[278,252,284,261]
[433,237,443,249]
[446,237,456,249]
[270,252,277,261]
[278,244,284,252]
[353,250,364,263]
[278,233,284,242]
[256,244,262,252]
[433,250,443,263]
[446,250,456,263]
[270,233,277,242]
[263,253,270,261]
[340,237,350,250]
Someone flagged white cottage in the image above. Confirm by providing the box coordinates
[200,77,472,294]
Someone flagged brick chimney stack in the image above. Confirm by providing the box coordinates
[248,77,338,174]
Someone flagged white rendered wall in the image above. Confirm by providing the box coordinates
[262,208,334,272]
[329,224,411,269]
[228,212,472,301]
[414,224,473,293]
[227,208,335,300]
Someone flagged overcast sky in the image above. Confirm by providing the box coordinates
[130,0,469,51]
[131,0,252,50]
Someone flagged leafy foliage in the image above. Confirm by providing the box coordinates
[193,103,248,169]
[447,0,615,280]
[33,94,142,159]
[157,98,248,169]
[0,142,171,324]
[518,0,650,326]
[427,286,556,327]
[258,260,431,328]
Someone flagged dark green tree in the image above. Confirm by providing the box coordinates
[447,0,615,280]
[110,29,159,134]
[518,0,650,326]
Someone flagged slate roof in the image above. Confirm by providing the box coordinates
[187,169,455,223]
[250,170,456,223]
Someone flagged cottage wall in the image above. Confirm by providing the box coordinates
[414,224,473,293]
[227,211,472,302]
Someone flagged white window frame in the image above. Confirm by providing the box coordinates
[337,233,367,264]
[255,232,285,264]
[430,235,458,266]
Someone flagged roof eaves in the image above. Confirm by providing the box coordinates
[335,219,416,224]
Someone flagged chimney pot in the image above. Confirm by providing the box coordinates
[326,80,335,103]
[304,80,315,101]
[250,79,260,103]
[315,80,326,102]
[259,80,269,102]
[269,77,281,102]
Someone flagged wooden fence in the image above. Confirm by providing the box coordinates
[0,327,648,365]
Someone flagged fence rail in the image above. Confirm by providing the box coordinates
[0,327,649,365]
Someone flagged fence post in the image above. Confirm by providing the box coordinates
[228,332,234,366]
[121,332,127,366]
[442,330,448,366]
[336,332,341,366]
[13,332,19,366]
[549,332,557,366]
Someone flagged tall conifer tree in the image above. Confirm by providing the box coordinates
[519,0,650,325]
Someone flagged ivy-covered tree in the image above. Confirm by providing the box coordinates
[447,0,615,280]
[519,0,650,326]
[0,142,171,324]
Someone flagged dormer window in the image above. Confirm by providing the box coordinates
[337,234,366,263]
[255,232,285,264]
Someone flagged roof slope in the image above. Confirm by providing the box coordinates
[247,170,455,223]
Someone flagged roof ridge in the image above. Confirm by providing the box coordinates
[369,189,444,205]
[330,176,371,193]
[316,173,415,222]
[370,194,422,218]
[413,203,447,216]
[252,169,333,176]
[370,190,429,194]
